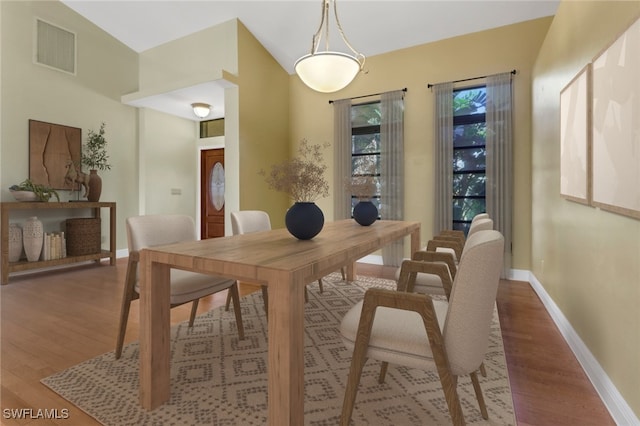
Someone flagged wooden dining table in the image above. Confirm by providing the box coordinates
[138,219,421,424]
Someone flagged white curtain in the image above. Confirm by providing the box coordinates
[486,72,513,277]
[433,82,454,235]
[333,99,352,220]
[380,90,405,266]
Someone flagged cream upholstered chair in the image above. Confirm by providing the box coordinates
[437,212,490,244]
[115,214,244,360]
[339,230,504,425]
[392,216,493,297]
[224,210,326,315]
[429,214,493,264]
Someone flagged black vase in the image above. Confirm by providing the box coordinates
[285,202,324,240]
[353,200,378,226]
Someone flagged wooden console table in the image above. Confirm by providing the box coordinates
[1,201,116,284]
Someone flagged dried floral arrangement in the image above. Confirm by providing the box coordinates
[345,176,377,200]
[260,139,330,202]
[344,160,377,201]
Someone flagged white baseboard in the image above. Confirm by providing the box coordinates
[511,269,639,426]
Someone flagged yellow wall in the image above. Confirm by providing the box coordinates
[532,1,640,416]
[0,0,139,250]
[290,17,551,262]
[237,21,290,228]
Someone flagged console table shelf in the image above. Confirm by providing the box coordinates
[1,201,116,284]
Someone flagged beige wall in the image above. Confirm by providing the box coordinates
[0,1,139,251]
[135,20,240,226]
[138,108,199,216]
[290,17,551,263]
[532,1,640,416]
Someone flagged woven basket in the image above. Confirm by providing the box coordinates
[66,218,101,256]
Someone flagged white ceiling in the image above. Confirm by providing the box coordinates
[62,0,559,121]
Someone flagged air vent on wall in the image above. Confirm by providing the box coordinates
[35,18,76,75]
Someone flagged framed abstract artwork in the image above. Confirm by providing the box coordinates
[560,64,591,204]
[591,16,640,219]
[29,120,82,190]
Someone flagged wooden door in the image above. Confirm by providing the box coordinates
[200,148,225,239]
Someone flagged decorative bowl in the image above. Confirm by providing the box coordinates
[10,190,39,202]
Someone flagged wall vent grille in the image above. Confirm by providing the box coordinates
[35,19,76,75]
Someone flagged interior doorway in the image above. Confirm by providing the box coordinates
[200,148,225,239]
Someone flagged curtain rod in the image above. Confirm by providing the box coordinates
[427,69,517,89]
[328,87,407,104]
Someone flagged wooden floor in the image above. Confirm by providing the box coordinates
[0,260,614,425]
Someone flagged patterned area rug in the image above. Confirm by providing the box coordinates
[41,274,514,425]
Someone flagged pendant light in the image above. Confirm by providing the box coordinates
[294,0,365,93]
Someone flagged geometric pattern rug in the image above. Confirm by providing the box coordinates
[41,273,515,425]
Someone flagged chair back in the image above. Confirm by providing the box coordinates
[230,210,271,235]
[467,217,493,238]
[471,212,490,223]
[442,229,504,376]
[126,214,197,252]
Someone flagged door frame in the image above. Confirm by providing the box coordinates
[196,137,224,240]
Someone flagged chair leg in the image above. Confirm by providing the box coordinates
[228,282,245,340]
[115,293,133,360]
[340,349,369,426]
[479,362,487,377]
[317,278,324,293]
[470,371,488,420]
[304,286,308,303]
[115,258,138,360]
[341,267,346,280]
[378,361,389,383]
[188,299,199,327]
[224,290,232,311]
[433,362,465,426]
[261,285,269,319]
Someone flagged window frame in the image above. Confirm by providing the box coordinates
[452,86,487,232]
[350,101,382,216]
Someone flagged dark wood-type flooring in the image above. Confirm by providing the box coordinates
[0,259,615,425]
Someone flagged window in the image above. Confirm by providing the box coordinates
[452,87,486,233]
[351,102,381,214]
[199,118,224,138]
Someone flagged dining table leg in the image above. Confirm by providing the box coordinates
[139,253,171,410]
[263,270,306,425]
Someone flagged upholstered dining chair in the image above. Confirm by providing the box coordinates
[225,210,328,315]
[437,212,490,243]
[429,215,493,264]
[339,229,504,426]
[393,216,493,297]
[115,214,245,360]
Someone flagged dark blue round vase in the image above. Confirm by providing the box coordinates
[285,202,324,240]
[353,201,378,226]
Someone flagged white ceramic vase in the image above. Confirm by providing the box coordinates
[23,216,43,262]
[8,223,23,262]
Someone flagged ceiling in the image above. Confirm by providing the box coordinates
[62,0,559,121]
